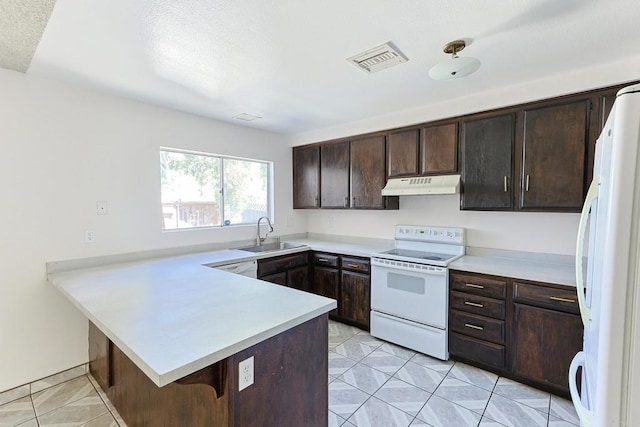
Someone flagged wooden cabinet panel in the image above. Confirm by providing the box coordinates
[341,256,370,274]
[340,271,370,329]
[520,100,589,210]
[320,142,350,208]
[461,114,514,210]
[450,310,505,344]
[350,135,388,209]
[261,271,288,286]
[293,146,320,209]
[421,122,458,174]
[450,272,507,299]
[511,303,583,394]
[387,129,420,177]
[314,266,339,316]
[288,265,309,292]
[450,291,506,319]
[450,332,506,370]
[513,282,579,314]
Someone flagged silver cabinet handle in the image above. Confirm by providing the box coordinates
[344,197,348,208]
[314,196,319,207]
[526,175,530,192]
[504,176,508,192]
[318,258,329,263]
[550,296,576,303]
[464,301,484,308]
[346,263,359,268]
[465,283,484,289]
[464,323,484,331]
[352,197,356,207]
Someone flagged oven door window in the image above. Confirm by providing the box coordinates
[371,265,447,329]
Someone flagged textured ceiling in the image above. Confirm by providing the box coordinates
[3,0,640,134]
[0,0,56,72]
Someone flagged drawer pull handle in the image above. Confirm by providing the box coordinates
[549,296,576,303]
[318,258,329,263]
[464,323,484,331]
[346,263,359,268]
[503,176,508,193]
[465,283,485,289]
[464,301,484,308]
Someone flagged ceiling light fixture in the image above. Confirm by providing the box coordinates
[428,40,480,80]
[233,113,262,121]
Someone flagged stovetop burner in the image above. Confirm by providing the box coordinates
[381,249,453,262]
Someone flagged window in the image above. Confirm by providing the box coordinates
[160,148,272,230]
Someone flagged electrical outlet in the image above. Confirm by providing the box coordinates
[97,201,108,215]
[238,356,254,391]
[85,230,96,243]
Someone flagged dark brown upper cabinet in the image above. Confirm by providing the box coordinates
[387,129,420,177]
[351,135,393,209]
[292,145,320,209]
[386,122,458,178]
[421,122,458,175]
[320,141,350,208]
[461,114,515,210]
[519,99,590,211]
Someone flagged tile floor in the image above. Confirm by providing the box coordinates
[328,320,580,427]
[0,320,580,427]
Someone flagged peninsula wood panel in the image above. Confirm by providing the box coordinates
[228,315,328,427]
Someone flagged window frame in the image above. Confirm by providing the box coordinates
[160,147,274,231]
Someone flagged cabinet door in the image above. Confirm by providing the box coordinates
[320,142,350,208]
[387,129,419,177]
[350,135,388,209]
[461,114,514,210]
[511,303,583,393]
[421,122,458,174]
[261,271,288,286]
[314,266,339,316]
[288,265,309,292]
[520,100,590,210]
[340,270,370,329]
[292,146,320,208]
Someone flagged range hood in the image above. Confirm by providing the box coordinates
[381,174,460,196]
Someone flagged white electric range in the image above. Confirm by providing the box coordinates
[370,225,465,360]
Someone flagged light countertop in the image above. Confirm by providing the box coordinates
[48,250,335,387]
[449,248,576,287]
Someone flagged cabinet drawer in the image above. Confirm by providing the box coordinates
[450,291,506,320]
[513,282,579,314]
[314,253,339,268]
[450,272,507,299]
[450,310,505,344]
[449,332,506,370]
[341,256,370,274]
[258,252,308,277]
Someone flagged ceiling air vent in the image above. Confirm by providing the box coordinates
[347,42,408,74]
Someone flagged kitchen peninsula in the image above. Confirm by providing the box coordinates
[47,250,336,427]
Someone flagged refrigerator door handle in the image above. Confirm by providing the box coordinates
[575,177,599,328]
[569,351,593,427]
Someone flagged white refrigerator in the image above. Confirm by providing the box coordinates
[570,83,640,426]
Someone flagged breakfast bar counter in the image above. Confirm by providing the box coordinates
[48,250,336,426]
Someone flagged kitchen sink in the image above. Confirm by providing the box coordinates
[237,242,308,253]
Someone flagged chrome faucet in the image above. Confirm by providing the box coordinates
[256,216,274,245]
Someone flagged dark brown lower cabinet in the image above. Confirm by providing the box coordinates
[449,270,582,396]
[90,316,328,427]
[511,282,583,395]
[257,252,309,291]
[340,270,370,329]
[314,266,339,317]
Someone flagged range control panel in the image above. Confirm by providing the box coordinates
[394,225,465,245]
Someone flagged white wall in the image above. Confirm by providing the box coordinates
[291,55,640,255]
[0,69,305,392]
